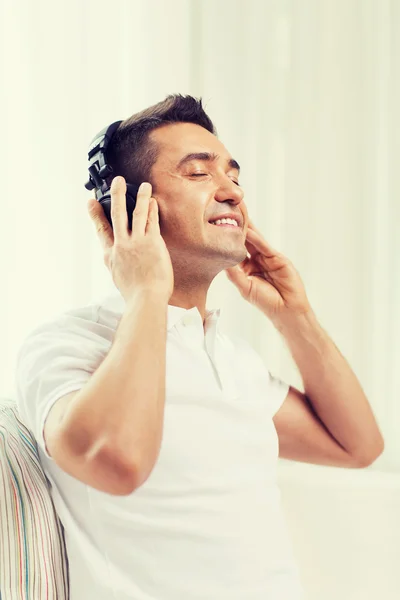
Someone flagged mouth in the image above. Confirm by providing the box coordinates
[208,222,241,230]
[208,216,243,230]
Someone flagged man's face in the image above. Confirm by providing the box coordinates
[149,122,249,273]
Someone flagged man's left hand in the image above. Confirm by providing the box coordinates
[225,219,312,323]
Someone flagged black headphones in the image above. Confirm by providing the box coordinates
[84,120,140,231]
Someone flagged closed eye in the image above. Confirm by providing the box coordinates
[190,173,240,186]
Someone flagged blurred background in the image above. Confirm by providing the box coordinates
[1,1,399,598]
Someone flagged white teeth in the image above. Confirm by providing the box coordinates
[210,218,238,226]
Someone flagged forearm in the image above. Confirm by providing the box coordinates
[61,289,169,479]
[273,309,384,462]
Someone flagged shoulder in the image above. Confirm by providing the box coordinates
[18,303,98,350]
[16,295,118,368]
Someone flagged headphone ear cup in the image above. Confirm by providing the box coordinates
[98,182,140,231]
[125,183,140,230]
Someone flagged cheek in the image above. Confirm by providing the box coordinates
[241,201,249,220]
[159,210,195,236]
[155,184,208,233]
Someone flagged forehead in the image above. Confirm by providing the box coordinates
[150,122,231,167]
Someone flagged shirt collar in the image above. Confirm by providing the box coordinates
[166,304,221,331]
[98,291,222,332]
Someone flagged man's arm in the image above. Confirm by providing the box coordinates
[271,309,384,467]
[52,289,169,492]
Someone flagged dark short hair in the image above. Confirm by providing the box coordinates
[106,94,217,186]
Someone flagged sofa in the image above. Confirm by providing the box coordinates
[0,397,69,599]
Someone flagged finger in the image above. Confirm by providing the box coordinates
[245,227,278,258]
[87,198,114,250]
[110,176,129,241]
[225,265,251,295]
[244,238,260,258]
[247,217,264,237]
[131,182,152,237]
[238,256,250,269]
[247,220,281,256]
[146,198,160,235]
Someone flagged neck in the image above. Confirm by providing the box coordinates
[168,272,215,324]
[168,291,209,325]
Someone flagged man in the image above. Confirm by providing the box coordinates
[15,94,384,600]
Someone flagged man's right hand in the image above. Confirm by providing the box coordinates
[87,177,174,303]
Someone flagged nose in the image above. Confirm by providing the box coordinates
[214,177,244,206]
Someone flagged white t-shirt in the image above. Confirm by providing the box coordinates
[15,291,304,600]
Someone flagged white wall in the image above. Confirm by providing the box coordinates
[277,460,400,600]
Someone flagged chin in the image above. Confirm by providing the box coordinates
[200,234,247,262]
[222,246,248,266]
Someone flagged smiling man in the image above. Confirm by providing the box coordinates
[15,94,384,600]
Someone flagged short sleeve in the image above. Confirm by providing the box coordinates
[14,306,110,460]
[266,370,290,417]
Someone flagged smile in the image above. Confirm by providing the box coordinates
[209,223,241,229]
[209,217,241,229]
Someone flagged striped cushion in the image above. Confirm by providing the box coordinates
[0,398,69,599]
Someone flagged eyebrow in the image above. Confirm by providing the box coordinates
[176,152,240,173]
